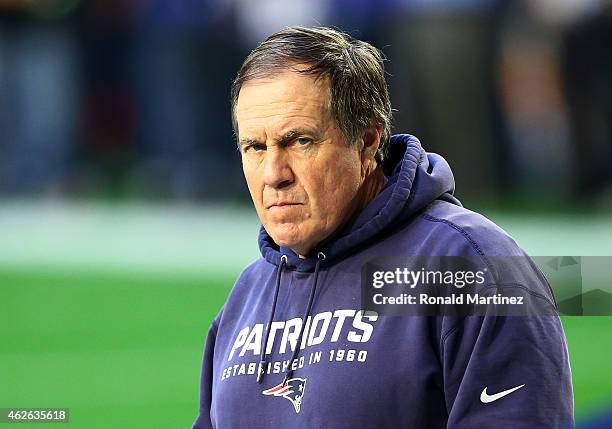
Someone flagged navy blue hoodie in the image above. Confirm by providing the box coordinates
[193,134,574,428]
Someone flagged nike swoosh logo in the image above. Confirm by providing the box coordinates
[480,384,525,403]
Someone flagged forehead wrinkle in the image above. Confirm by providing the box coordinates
[244,116,324,140]
[239,96,329,118]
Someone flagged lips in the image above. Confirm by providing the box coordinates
[267,202,302,209]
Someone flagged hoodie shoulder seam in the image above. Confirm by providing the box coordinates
[420,213,487,258]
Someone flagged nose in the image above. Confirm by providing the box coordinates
[262,147,294,189]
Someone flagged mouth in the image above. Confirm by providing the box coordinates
[267,202,302,210]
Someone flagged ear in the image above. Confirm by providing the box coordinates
[360,123,383,177]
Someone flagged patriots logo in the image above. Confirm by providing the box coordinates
[262,378,307,413]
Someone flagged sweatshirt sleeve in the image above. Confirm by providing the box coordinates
[442,313,574,428]
[192,314,221,429]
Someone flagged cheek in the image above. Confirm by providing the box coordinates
[312,158,362,219]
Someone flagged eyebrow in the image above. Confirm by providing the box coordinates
[238,128,319,150]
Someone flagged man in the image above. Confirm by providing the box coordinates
[193,26,573,428]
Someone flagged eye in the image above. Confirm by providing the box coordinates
[244,143,266,153]
[295,137,311,146]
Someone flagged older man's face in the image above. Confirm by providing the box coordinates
[235,70,365,257]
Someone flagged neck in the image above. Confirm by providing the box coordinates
[355,162,387,214]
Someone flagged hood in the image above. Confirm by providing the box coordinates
[258,134,461,271]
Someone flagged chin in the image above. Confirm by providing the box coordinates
[268,224,308,251]
[270,233,302,250]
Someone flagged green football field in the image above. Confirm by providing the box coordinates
[1,201,611,427]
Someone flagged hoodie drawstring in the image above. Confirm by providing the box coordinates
[282,251,325,386]
[257,254,287,384]
[256,251,327,386]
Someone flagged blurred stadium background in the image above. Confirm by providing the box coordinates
[1,0,611,427]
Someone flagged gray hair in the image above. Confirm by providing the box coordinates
[230,26,393,163]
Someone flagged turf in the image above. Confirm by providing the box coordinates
[0,268,229,428]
